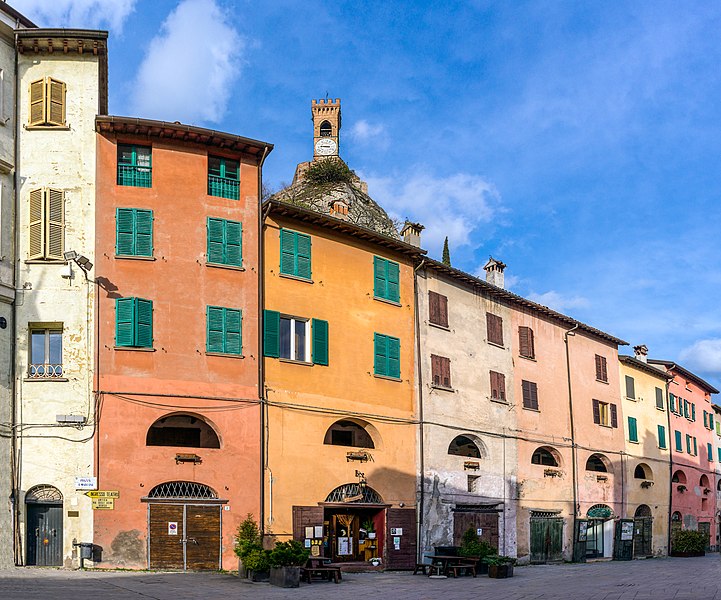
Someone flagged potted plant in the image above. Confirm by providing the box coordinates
[268,540,310,588]
[244,547,271,582]
[458,528,496,575]
[362,519,377,539]
[234,514,261,579]
[670,530,707,557]
[484,555,516,579]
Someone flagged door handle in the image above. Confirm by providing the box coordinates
[187,537,198,545]
[35,528,39,537]
[51,529,57,537]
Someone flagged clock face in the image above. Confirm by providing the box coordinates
[315,138,338,156]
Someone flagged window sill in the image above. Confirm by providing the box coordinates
[427,321,450,331]
[625,396,637,401]
[279,272,313,284]
[596,423,613,428]
[279,357,313,366]
[519,354,536,362]
[25,259,65,264]
[596,378,609,385]
[487,341,505,350]
[114,346,156,352]
[116,255,156,261]
[374,296,402,307]
[489,397,508,405]
[24,377,68,382]
[655,406,666,411]
[374,374,402,382]
[522,406,540,412]
[206,352,244,359]
[208,194,240,201]
[629,440,640,444]
[117,184,153,189]
[431,384,454,392]
[26,125,70,131]
[206,262,245,272]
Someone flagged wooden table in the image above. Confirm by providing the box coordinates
[427,555,468,576]
[302,558,342,584]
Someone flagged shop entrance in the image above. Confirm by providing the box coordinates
[586,504,614,559]
[25,485,63,566]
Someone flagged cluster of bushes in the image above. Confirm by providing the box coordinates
[671,529,707,555]
[234,514,309,573]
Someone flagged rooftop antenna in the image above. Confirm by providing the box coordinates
[325,91,329,101]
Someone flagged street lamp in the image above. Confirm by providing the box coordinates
[64,250,94,279]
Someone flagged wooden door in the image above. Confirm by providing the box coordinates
[453,511,499,550]
[530,518,563,563]
[149,504,184,569]
[699,522,711,550]
[385,508,417,570]
[185,505,221,570]
[633,517,652,557]
[26,504,62,566]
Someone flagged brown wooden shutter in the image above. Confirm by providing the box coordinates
[438,293,448,328]
[522,380,538,409]
[595,354,608,381]
[47,78,66,126]
[610,403,618,428]
[46,188,64,259]
[428,291,439,324]
[498,372,505,400]
[592,399,600,424]
[385,508,417,569]
[442,356,451,388]
[29,79,45,126]
[428,291,449,327]
[487,313,503,345]
[601,357,608,381]
[431,354,441,386]
[530,381,538,409]
[28,188,45,259]
[519,326,535,358]
[490,371,498,399]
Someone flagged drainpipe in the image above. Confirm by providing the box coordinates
[413,257,425,560]
[564,323,579,559]
[10,38,19,566]
[665,377,673,555]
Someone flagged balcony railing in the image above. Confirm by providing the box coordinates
[208,175,239,200]
[118,165,152,188]
[28,364,63,378]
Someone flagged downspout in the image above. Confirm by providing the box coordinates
[257,147,270,539]
[413,257,425,560]
[564,323,579,559]
[10,38,19,566]
[665,376,673,555]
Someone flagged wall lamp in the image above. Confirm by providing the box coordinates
[64,250,94,279]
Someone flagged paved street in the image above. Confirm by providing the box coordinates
[1,556,721,600]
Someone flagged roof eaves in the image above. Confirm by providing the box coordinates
[647,359,719,394]
[619,355,673,380]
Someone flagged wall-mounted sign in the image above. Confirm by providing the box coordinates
[223,506,230,511]
[168,522,178,535]
[390,528,403,536]
[476,528,483,536]
[620,521,634,541]
[92,498,114,510]
[393,536,401,550]
[75,477,97,490]
[85,490,119,499]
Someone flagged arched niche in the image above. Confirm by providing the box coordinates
[323,419,379,449]
[531,446,560,467]
[634,463,653,480]
[585,453,612,473]
[146,412,221,449]
[448,434,487,459]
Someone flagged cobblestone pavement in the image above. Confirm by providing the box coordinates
[1,555,721,600]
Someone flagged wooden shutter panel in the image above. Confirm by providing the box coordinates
[46,188,64,259]
[625,375,635,399]
[115,298,135,347]
[388,336,400,379]
[46,78,66,126]
[279,229,296,275]
[487,313,503,345]
[135,299,153,348]
[373,256,386,298]
[657,425,666,449]
[311,318,329,366]
[529,381,538,409]
[206,306,225,353]
[207,218,225,264]
[708,443,713,461]
[498,372,506,400]
[669,394,676,413]
[628,417,638,442]
[441,356,451,387]
[710,413,714,429]
[224,309,242,355]
[519,326,534,358]
[655,387,664,409]
[692,403,696,421]
[693,437,697,455]
[675,430,682,451]
[595,355,602,380]
[116,208,135,255]
[225,220,242,266]
[601,357,608,381]
[135,209,153,257]
[431,354,441,386]
[387,260,400,302]
[592,399,600,424]
[610,403,618,428]
[263,310,280,358]
[296,232,312,279]
[29,79,45,126]
[428,291,439,324]
[374,333,387,376]
[438,293,448,327]
[28,188,45,259]
[490,371,498,399]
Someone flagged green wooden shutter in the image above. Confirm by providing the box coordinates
[312,318,329,366]
[692,403,696,421]
[388,336,401,379]
[115,297,135,346]
[718,448,721,462]
[675,430,682,452]
[669,394,676,413]
[387,260,400,302]
[116,208,135,255]
[708,443,713,461]
[225,220,242,267]
[207,218,225,264]
[263,310,280,358]
[628,417,638,442]
[693,437,697,455]
[625,375,635,399]
[704,411,708,428]
[296,232,312,279]
[135,299,153,348]
[135,209,153,256]
[686,435,691,454]
[657,425,666,449]
[374,333,387,376]
[710,413,714,429]
[225,308,242,355]
[280,229,296,275]
[374,257,387,298]
[207,306,225,353]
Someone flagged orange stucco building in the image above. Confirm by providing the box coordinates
[92,116,271,569]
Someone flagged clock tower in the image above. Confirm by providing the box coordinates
[312,97,341,158]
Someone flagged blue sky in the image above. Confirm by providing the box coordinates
[14,0,721,388]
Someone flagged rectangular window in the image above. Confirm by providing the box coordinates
[704,410,708,428]
[686,434,692,454]
[592,399,617,427]
[595,354,608,382]
[206,306,242,355]
[115,297,153,348]
[691,403,696,422]
[431,354,451,388]
[28,188,64,260]
[708,443,714,462]
[693,436,697,456]
[208,156,240,200]
[628,416,638,442]
[625,375,635,399]
[280,229,312,279]
[490,370,506,402]
[279,316,310,362]
[486,313,503,346]
[675,430,682,452]
[116,208,153,257]
[29,77,66,127]
[657,424,667,449]
[28,327,63,378]
[428,291,448,328]
[374,333,400,379]
[373,256,400,303]
[262,310,327,365]
[669,393,676,413]
[518,326,535,359]
[522,380,539,410]
[683,399,689,419]
[117,144,152,188]
[207,217,242,267]
[655,387,664,410]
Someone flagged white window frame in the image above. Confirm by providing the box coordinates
[279,315,310,362]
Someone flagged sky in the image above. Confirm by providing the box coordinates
[12,0,721,389]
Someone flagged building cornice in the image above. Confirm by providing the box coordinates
[647,359,719,394]
[619,355,673,380]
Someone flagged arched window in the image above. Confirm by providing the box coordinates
[448,435,482,458]
[671,511,682,522]
[148,481,217,499]
[672,470,687,484]
[634,463,652,480]
[585,454,609,473]
[323,420,375,448]
[531,447,559,467]
[146,413,220,448]
[717,479,721,492]
[324,483,382,504]
[700,474,710,488]
[634,504,652,518]
[319,120,332,137]
[25,484,63,504]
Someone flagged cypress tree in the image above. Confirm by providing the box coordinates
[442,237,451,266]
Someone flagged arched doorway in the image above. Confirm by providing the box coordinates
[586,504,614,559]
[633,504,652,557]
[144,481,225,570]
[25,485,63,566]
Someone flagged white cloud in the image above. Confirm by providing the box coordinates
[12,0,136,33]
[679,339,721,375]
[365,170,500,257]
[527,290,590,313]
[349,120,387,145]
[131,0,243,124]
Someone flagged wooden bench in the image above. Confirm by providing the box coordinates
[413,563,431,575]
[448,563,477,578]
[302,566,342,584]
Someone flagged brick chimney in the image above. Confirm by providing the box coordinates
[484,257,507,289]
[329,198,349,220]
[400,221,424,247]
[634,344,648,363]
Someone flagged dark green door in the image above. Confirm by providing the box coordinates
[27,504,63,566]
[633,517,652,557]
[530,518,563,563]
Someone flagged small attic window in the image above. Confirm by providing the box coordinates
[319,120,332,137]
